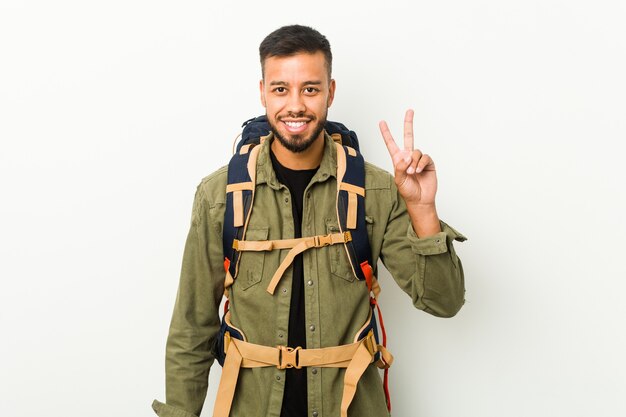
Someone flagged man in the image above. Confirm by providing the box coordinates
[153,25,466,417]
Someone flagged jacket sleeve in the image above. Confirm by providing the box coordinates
[379,181,467,318]
[153,182,225,416]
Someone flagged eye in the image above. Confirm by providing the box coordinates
[272,86,286,94]
[303,87,319,95]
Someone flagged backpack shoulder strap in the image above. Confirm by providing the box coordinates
[223,143,262,285]
[334,143,375,292]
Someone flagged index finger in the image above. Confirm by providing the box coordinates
[404,109,414,151]
[379,120,400,157]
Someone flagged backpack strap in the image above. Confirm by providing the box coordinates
[334,143,375,293]
[220,132,392,413]
[223,143,262,292]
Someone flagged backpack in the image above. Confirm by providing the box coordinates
[213,116,393,414]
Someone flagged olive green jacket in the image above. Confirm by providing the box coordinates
[153,133,466,417]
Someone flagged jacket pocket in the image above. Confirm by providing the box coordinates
[326,219,356,282]
[237,227,269,290]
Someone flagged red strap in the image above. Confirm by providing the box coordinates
[224,299,230,315]
[384,368,391,412]
[370,296,391,411]
[360,261,373,293]
[370,298,387,347]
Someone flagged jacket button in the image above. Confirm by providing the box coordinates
[311,368,318,375]
[307,280,313,286]
[309,325,315,331]
[312,411,318,417]
[276,375,281,381]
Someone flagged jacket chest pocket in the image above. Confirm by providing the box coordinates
[325,220,356,282]
[236,227,269,290]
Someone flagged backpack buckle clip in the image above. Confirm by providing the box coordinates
[278,346,302,369]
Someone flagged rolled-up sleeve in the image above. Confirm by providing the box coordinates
[408,221,467,255]
[152,399,199,417]
[379,181,467,318]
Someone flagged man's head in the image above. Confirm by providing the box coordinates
[259,25,335,155]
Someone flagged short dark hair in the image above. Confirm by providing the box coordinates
[259,25,332,79]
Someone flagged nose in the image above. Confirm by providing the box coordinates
[285,90,306,115]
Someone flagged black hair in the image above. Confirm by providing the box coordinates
[259,25,332,78]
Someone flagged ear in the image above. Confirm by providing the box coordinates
[259,79,266,107]
[327,79,336,108]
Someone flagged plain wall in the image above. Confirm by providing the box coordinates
[1,0,625,416]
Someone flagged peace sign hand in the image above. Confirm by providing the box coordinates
[379,109,437,207]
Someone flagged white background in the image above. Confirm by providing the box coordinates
[1,1,625,416]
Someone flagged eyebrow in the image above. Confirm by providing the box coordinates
[268,80,323,86]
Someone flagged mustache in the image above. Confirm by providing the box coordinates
[279,112,315,120]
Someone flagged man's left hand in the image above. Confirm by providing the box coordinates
[379,109,437,206]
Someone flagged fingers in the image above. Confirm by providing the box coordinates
[381,109,433,174]
[379,120,400,157]
[406,150,421,174]
[416,153,435,173]
[406,151,435,175]
[403,109,414,152]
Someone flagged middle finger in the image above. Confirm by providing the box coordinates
[404,109,414,152]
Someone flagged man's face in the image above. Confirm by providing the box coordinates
[260,51,335,153]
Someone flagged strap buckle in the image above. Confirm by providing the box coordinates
[277,345,302,369]
[314,234,333,247]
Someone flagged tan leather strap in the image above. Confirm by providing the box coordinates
[265,232,351,294]
[340,340,373,417]
[212,331,383,417]
[347,192,358,229]
[338,182,365,197]
[375,344,394,369]
[225,182,254,193]
[231,232,351,295]
[233,232,351,252]
[233,190,244,227]
[212,338,243,417]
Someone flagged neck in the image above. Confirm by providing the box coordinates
[270,133,325,170]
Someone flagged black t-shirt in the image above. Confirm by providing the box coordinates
[270,149,318,417]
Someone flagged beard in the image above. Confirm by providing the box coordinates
[268,113,327,153]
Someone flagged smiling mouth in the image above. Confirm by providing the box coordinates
[281,119,310,133]
[284,121,307,128]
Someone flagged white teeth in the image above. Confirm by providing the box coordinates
[285,121,306,128]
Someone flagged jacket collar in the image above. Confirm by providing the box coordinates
[255,131,338,190]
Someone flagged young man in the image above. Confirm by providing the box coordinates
[153,25,466,417]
